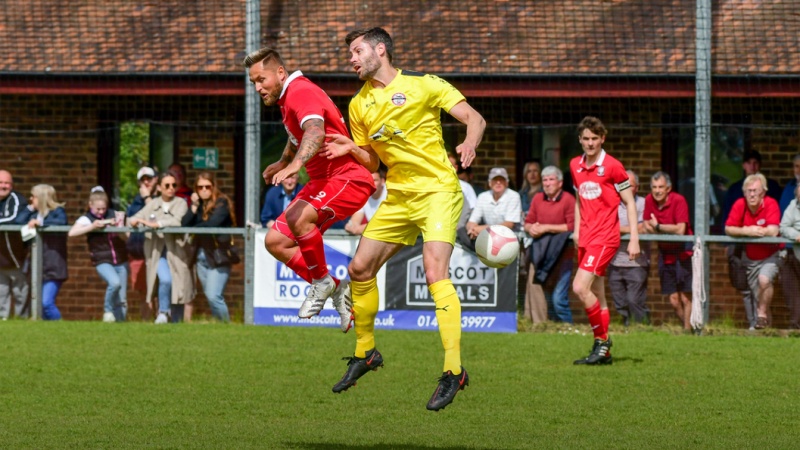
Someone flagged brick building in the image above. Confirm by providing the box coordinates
[1,1,798,326]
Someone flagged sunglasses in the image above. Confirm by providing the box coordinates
[196,184,213,191]
[162,183,177,188]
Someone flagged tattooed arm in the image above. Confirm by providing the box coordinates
[270,118,325,185]
[262,139,298,184]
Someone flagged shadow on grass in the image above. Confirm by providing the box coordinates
[612,356,644,364]
[288,444,494,450]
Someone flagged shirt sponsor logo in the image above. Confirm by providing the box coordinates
[391,93,406,106]
[285,125,298,146]
[757,219,766,226]
[579,181,602,200]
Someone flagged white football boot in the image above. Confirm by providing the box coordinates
[331,280,354,333]
[298,274,336,318]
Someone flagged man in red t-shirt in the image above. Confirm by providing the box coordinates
[642,171,694,330]
[725,173,783,330]
[523,165,575,324]
[569,116,640,365]
[245,48,375,333]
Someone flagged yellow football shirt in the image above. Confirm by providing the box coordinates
[349,69,465,193]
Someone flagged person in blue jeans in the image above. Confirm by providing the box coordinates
[69,187,129,322]
[523,166,576,324]
[22,184,68,320]
[182,172,236,322]
[129,172,192,324]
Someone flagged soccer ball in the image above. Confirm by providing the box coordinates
[475,225,520,269]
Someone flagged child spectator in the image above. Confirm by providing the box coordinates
[22,184,68,320]
[69,187,129,322]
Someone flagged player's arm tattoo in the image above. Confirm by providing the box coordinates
[295,118,325,165]
[279,140,297,165]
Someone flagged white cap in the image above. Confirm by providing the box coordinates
[136,167,156,180]
[487,167,509,183]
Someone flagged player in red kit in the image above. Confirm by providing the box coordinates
[244,48,375,333]
[570,116,640,365]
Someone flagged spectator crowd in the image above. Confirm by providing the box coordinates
[0,164,239,324]
[3,146,800,330]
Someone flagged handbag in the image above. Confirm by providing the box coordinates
[212,236,241,266]
[726,244,749,291]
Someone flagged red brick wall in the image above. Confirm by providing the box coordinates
[0,95,245,321]
[2,93,798,327]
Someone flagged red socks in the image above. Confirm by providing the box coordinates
[296,228,329,280]
[586,302,609,341]
[285,251,312,283]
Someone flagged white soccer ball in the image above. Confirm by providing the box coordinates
[475,225,520,269]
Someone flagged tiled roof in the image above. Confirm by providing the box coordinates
[0,0,797,75]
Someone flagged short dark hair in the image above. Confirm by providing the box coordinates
[742,149,762,163]
[577,116,607,137]
[242,47,285,69]
[345,27,393,63]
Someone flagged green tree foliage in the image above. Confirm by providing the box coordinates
[118,122,150,210]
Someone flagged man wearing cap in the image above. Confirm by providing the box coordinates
[458,167,522,252]
[125,166,157,319]
[0,170,31,319]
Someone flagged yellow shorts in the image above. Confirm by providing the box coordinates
[363,190,463,246]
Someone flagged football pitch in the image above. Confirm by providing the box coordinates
[1,321,798,449]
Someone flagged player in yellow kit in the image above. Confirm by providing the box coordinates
[323,27,486,411]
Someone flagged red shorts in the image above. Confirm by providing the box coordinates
[577,245,615,277]
[272,177,374,241]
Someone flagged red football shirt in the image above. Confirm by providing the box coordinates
[725,196,783,260]
[570,150,630,249]
[643,191,693,264]
[278,71,372,184]
[525,190,576,258]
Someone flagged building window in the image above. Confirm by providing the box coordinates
[98,121,175,210]
[664,115,749,233]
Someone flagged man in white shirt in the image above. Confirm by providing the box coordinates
[457,167,522,252]
[345,168,387,235]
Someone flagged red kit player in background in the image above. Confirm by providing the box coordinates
[244,48,375,333]
[570,116,640,365]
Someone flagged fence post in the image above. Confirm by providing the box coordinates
[243,0,261,325]
[696,0,712,329]
[30,232,43,320]
[244,225,255,325]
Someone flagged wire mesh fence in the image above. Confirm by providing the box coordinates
[1,1,799,327]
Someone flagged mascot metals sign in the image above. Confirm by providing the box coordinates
[253,230,517,333]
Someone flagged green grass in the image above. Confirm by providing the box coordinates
[1,322,799,449]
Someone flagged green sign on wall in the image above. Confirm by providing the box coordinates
[193,148,219,169]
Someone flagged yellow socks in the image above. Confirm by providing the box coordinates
[351,278,379,358]
[430,279,462,374]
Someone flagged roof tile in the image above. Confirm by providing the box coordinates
[0,0,797,75]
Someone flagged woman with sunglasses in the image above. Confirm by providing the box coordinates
[129,171,193,324]
[181,172,236,322]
